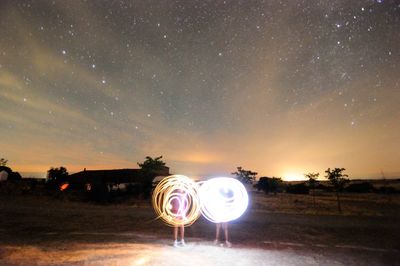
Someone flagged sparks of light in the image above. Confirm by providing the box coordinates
[198,177,248,223]
[152,175,201,227]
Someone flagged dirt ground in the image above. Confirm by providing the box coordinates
[0,193,399,265]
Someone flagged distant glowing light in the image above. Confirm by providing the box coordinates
[152,175,201,227]
[198,177,248,223]
[60,183,69,191]
[284,173,304,181]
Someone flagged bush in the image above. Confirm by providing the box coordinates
[345,182,373,193]
[377,186,398,194]
[315,183,333,192]
[255,177,283,194]
[286,182,309,194]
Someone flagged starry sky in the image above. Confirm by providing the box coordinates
[1,0,399,180]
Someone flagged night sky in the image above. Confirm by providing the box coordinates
[1,0,399,180]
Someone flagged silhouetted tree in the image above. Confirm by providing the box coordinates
[0,158,8,167]
[138,156,166,173]
[47,166,69,188]
[305,172,319,208]
[232,166,257,184]
[138,156,167,198]
[325,168,349,213]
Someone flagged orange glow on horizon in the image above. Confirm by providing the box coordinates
[283,172,306,181]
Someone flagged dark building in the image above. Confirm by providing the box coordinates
[67,167,170,191]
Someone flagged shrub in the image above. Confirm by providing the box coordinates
[378,186,398,194]
[345,182,373,193]
[255,177,283,194]
[286,182,309,194]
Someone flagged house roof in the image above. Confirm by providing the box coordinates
[68,169,145,184]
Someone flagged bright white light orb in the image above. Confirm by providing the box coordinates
[152,175,201,227]
[198,177,248,223]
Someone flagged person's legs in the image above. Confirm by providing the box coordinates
[214,223,221,244]
[173,226,179,246]
[222,223,228,241]
[180,225,186,245]
[223,222,232,247]
[174,226,178,240]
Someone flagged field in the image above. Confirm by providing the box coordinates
[0,190,399,265]
[252,191,400,216]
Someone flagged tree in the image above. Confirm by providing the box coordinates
[0,158,8,167]
[137,156,166,173]
[47,166,69,188]
[231,166,257,184]
[305,172,319,208]
[325,168,349,213]
[138,156,167,198]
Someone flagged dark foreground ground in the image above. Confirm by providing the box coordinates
[0,194,399,265]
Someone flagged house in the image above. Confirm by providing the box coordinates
[67,166,170,192]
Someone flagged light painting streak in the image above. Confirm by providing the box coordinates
[152,175,201,227]
[198,177,249,223]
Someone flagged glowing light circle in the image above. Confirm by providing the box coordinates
[152,175,201,227]
[199,177,248,223]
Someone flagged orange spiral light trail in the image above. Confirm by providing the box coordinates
[152,175,201,227]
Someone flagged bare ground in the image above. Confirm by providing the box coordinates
[0,193,399,265]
